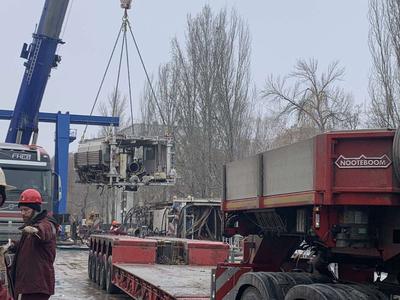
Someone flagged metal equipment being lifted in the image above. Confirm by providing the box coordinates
[74,0,176,190]
[74,134,175,188]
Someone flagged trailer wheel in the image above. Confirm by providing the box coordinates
[88,251,93,280]
[99,254,107,290]
[106,255,118,294]
[240,286,263,300]
[96,255,102,285]
[91,254,97,282]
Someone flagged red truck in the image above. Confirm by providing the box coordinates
[213,129,400,299]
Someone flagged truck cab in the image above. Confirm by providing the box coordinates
[0,143,53,241]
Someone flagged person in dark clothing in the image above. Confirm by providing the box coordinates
[10,189,58,300]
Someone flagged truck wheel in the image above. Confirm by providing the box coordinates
[96,255,102,285]
[106,255,118,294]
[88,251,93,280]
[285,284,349,300]
[91,254,97,282]
[241,286,263,300]
[99,254,107,290]
[284,284,386,300]
[235,272,330,300]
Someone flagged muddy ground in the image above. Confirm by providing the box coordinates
[53,249,129,300]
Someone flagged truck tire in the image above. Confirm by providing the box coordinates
[235,272,329,300]
[88,251,93,280]
[99,254,107,290]
[284,284,388,300]
[91,254,97,282]
[106,255,118,294]
[96,255,102,285]
[241,286,263,300]
[284,284,354,300]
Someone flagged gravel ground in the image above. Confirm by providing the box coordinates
[53,249,129,300]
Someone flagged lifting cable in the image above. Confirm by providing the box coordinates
[81,23,123,140]
[112,15,126,119]
[124,21,135,134]
[81,4,166,141]
[60,0,74,40]
[126,21,166,125]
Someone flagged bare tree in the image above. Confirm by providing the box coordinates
[368,0,400,127]
[140,63,178,136]
[262,59,360,134]
[141,6,254,198]
[98,89,129,137]
[248,113,287,154]
[140,81,159,135]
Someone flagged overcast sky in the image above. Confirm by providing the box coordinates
[0,0,370,155]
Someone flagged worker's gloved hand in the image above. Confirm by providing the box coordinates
[22,226,39,235]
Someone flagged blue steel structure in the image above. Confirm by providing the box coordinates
[3,0,120,218]
[1,110,118,215]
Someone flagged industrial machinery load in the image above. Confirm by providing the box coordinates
[74,134,175,189]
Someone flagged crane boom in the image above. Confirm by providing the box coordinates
[6,0,69,145]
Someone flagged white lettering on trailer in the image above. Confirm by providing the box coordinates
[335,154,392,169]
[0,159,47,167]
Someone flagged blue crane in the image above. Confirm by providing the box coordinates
[6,0,69,145]
[1,0,119,221]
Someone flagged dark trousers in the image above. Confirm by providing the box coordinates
[18,294,50,300]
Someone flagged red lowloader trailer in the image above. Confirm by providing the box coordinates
[88,234,229,299]
[213,129,400,299]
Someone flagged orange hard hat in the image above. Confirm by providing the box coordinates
[112,220,119,226]
[19,189,42,205]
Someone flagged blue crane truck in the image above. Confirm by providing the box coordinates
[0,0,69,234]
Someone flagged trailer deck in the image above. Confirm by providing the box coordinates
[88,235,229,299]
[114,263,213,299]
